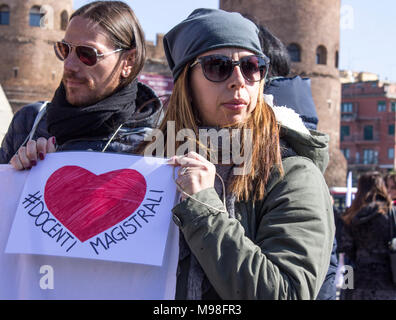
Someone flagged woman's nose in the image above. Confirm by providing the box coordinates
[227,64,245,89]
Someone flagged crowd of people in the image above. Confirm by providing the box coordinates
[0,1,395,300]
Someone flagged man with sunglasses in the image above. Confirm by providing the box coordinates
[0,1,162,167]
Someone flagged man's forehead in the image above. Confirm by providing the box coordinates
[64,16,112,48]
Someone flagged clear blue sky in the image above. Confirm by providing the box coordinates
[74,0,396,82]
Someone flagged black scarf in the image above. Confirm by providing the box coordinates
[47,80,138,145]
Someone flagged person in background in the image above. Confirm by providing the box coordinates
[385,172,396,204]
[338,171,396,300]
[0,1,162,167]
[254,22,338,300]
[140,8,334,299]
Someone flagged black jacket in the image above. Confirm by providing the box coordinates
[0,82,162,163]
[338,203,396,299]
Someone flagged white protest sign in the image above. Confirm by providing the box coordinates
[5,152,177,266]
[0,164,179,299]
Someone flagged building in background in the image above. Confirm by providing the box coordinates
[220,0,346,187]
[340,80,396,180]
[0,0,173,115]
[340,71,379,84]
[0,0,73,112]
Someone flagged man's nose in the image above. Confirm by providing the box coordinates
[63,49,80,73]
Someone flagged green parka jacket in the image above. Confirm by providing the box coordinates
[172,121,335,300]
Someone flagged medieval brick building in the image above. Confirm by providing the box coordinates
[0,0,73,112]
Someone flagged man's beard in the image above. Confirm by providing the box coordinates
[62,73,96,107]
[62,71,122,107]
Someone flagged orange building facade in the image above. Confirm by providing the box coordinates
[340,81,396,177]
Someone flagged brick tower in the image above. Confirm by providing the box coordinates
[0,0,73,112]
[220,0,346,187]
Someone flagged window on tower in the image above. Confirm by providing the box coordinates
[0,5,10,25]
[287,43,301,62]
[316,45,327,65]
[29,6,43,27]
[61,10,68,31]
[13,67,18,78]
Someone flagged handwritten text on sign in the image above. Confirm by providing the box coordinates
[6,152,177,266]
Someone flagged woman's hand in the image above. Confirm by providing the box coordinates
[10,136,57,170]
[168,151,216,200]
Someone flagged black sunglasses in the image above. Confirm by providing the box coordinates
[54,41,124,66]
[190,54,270,83]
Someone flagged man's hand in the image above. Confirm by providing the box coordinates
[10,137,57,170]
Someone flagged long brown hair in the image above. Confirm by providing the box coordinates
[139,64,283,202]
[342,171,392,225]
[70,1,146,86]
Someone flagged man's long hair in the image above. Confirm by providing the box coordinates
[138,64,283,202]
[342,171,392,225]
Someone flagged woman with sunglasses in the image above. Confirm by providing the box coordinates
[0,1,162,167]
[138,8,334,299]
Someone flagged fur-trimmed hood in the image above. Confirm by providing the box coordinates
[265,94,330,174]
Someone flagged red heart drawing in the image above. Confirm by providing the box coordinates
[44,166,147,242]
